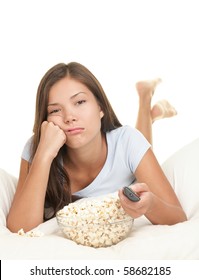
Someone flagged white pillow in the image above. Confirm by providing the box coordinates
[0,169,17,226]
[161,137,199,219]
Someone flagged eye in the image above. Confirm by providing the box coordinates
[76,100,86,105]
[48,109,61,115]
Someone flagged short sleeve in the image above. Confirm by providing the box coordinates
[122,126,151,173]
[21,136,33,162]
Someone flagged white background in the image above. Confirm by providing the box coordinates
[0,0,199,177]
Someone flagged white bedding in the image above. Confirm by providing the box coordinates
[1,138,199,260]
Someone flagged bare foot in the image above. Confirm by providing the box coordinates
[136,78,162,98]
[151,100,177,122]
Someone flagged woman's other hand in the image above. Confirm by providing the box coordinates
[118,183,154,219]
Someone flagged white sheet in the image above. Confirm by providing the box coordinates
[1,138,199,260]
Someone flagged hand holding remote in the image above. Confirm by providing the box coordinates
[123,186,140,202]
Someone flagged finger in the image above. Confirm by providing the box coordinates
[41,120,48,127]
[130,183,149,194]
[118,189,141,211]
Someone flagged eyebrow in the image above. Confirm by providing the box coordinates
[48,91,87,107]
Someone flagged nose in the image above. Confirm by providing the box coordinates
[63,113,77,124]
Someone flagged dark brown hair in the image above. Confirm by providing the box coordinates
[31,62,122,219]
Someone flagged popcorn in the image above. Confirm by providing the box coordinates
[56,194,133,248]
[17,228,44,237]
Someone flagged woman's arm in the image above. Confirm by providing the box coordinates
[119,148,187,225]
[6,121,66,232]
[6,156,52,232]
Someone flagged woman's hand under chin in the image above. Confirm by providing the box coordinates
[37,121,67,161]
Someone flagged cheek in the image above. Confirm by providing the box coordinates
[84,109,102,125]
[87,112,103,131]
[47,116,63,125]
[86,103,104,120]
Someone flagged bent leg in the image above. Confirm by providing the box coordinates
[151,100,177,122]
[135,79,177,146]
[135,78,161,145]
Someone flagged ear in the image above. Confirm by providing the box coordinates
[100,109,104,119]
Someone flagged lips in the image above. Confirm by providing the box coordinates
[65,127,84,135]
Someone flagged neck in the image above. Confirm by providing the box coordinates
[65,132,107,171]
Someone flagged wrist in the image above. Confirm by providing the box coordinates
[34,146,55,164]
[145,192,156,215]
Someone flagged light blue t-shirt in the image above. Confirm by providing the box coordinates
[21,125,151,197]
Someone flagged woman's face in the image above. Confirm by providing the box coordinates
[47,77,104,149]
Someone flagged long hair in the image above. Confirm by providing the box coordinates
[31,62,122,219]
